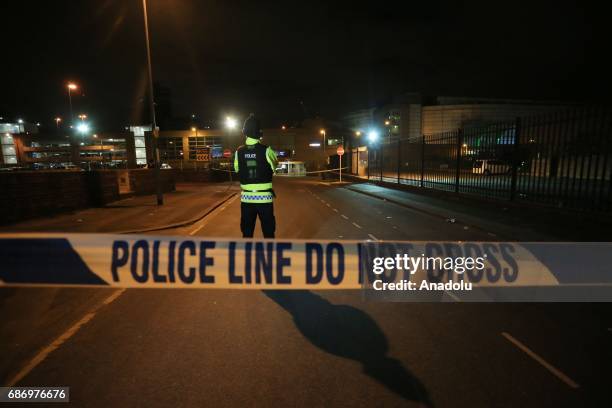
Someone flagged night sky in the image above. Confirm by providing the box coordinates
[1,0,609,131]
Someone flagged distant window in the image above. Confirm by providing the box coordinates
[159,137,184,160]
[1,134,17,165]
[188,136,221,159]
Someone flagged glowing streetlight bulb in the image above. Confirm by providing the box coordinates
[67,83,78,90]
[225,117,237,130]
[77,123,90,134]
[368,130,379,143]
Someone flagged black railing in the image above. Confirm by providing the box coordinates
[349,106,612,213]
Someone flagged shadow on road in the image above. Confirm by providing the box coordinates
[263,290,432,406]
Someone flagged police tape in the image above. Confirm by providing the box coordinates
[209,167,349,174]
[1,234,612,295]
[304,167,348,174]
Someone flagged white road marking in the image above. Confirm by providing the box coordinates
[7,289,126,387]
[501,332,580,389]
[326,203,331,207]
[352,222,362,229]
[487,232,497,237]
[189,195,238,236]
[103,289,126,305]
[341,214,349,220]
[444,291,461,302]
[332,208,338,212]
[386,216,392,219]
[367,233,378,241]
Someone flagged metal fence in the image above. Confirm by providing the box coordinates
[350,106,612,213]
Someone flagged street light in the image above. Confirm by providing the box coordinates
[368,130,379,143]
[77,123,90,134]
[66,82,78,126]
[142,0,163,205]
[225,116,237,130]
[78,114,87,121]
[320,129,326,149]
[355,131,361,136]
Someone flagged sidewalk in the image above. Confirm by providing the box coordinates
[345,182,610,241]
[0,182,239,234]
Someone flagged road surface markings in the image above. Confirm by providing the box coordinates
[501,332,580,389]
[332,208,338,212]
[341,214,349,220]
[6,289,126,387]
[189,195,239,236]
[367,233,379,241]
[444,291,461,302]
[488,232,497,237]
[352,222,362,229]
[326,203,331,207]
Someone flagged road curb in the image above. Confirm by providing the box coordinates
[116,192,238,234]
[343,185,520,241]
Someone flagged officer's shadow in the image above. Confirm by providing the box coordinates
[262,290,432,406]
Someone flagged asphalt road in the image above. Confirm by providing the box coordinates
[2,177,611,407]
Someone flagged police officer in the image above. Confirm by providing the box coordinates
[234,113,278,238]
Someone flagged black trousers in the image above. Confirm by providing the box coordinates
[240,202,276,238]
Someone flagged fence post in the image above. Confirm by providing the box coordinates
[397,140,401,184]
[420,135,425,188]
[455,129,463,193]
[510,117,521,200]
[380,144,383,182]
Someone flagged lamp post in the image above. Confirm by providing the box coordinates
[224,117,237,174]
[142,0,163,205]
[191,127,198,170]
[320,129,326,149]
[384,119,391,144]
[225,116,237,147]
[55,117,62,136]
[66,83,77,126]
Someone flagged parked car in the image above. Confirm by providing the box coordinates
[472,159,512,175]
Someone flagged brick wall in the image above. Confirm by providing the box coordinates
[0,170,120,225]
[128,169,176,195]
